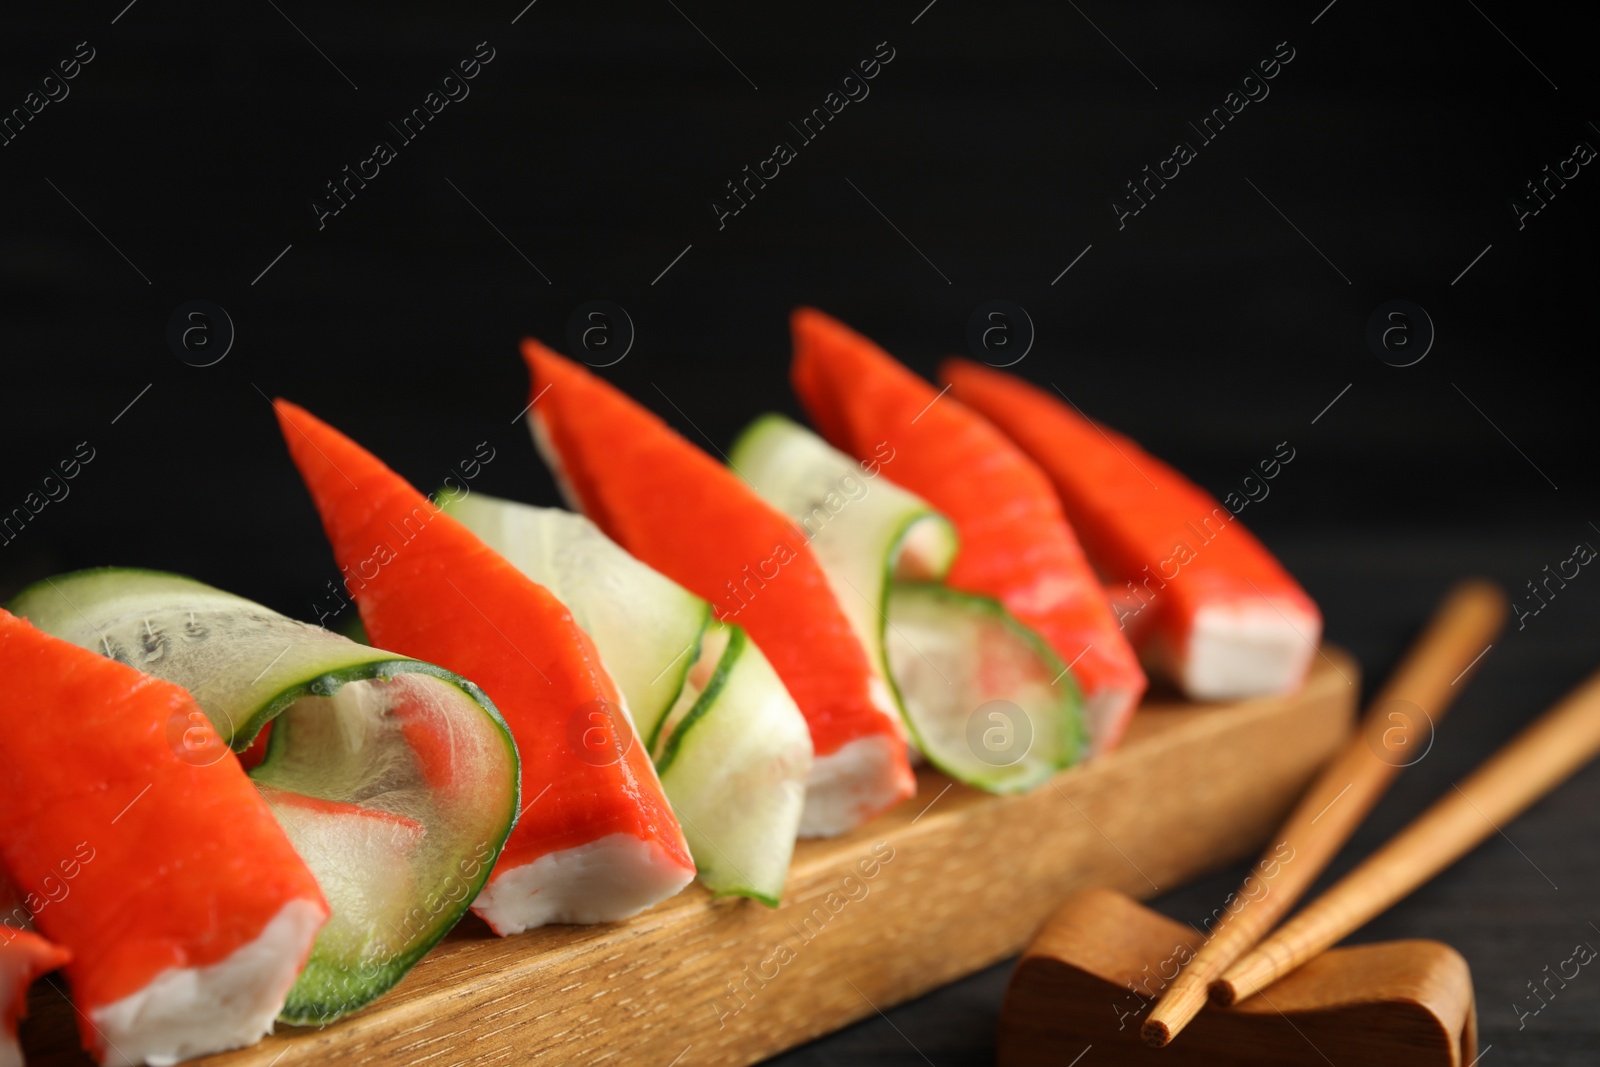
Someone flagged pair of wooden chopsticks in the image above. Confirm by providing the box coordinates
[1145,579,1600,1045]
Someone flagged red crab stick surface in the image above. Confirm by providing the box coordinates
[790,309,1148,753]
[942,360,1321,700]
[0,610,329,1067]
[521,341,915,835]
[2,927,70,1067]
[274,401,694,934]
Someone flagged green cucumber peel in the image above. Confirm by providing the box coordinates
[652,624,744,773]
[655,621,809,906]
[8,567,520,1023]
[728,415,1086,793]
[886,582,1086,793]
[440,496,811,905]
[726,413,957,681]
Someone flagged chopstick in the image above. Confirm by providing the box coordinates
[1215,664,1600,1005]
[1142,579,1507,1045]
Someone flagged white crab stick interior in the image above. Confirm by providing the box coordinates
[1073,687,1138,757]
[471,834,695,935]
[800,734,912,838]
[1173,599,1322,702]
[89,898,324,1067]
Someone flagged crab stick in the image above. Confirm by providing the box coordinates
[522,341,915,835]
[942,359,1321,700]
[0,610,328,1067]
[275,401,695,934]
[790,309,1148,752]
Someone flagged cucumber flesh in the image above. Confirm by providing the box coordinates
[653,622,811,904]
[729,415,1086,792]
[886,583,1085,792]
[253,787,425,972]
[440,493,708,746]
[438,496,811,904]
[727,414,957,678]
[7,568,519,1023]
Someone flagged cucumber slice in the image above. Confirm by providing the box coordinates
[253,786,426,970]
[439,496,811,904]
[652,622,810,905]
[727,414,958,670]
[886,583,1085,791]
[729,415,1085,793]
[8,568,519,1024]
[440,493,708,746]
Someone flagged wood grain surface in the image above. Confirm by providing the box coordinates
[999,886,1475,1067]
[20,651,1356,1067]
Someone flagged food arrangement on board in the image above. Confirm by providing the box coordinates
[7,310,1570,1067]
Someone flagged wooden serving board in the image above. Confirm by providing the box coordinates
[23,650,1357,1067]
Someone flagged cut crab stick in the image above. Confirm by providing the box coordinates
[942,359,1322,700]
[275,400,694,934]
[441,494,813,904]
[10,569,518,1025]
[790,309,1147,753]
[0,609,329,1067]
[2,926,69,1067]
[521,341,915,835]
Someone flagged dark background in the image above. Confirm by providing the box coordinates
[3,1,1596,1063]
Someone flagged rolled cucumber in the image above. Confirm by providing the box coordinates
[8,568,519,1024]
[652,621,810,904]
[886,584,1084,791]
[726,413,958,664]
[441,494,811,904]
[728,415,1085,793]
